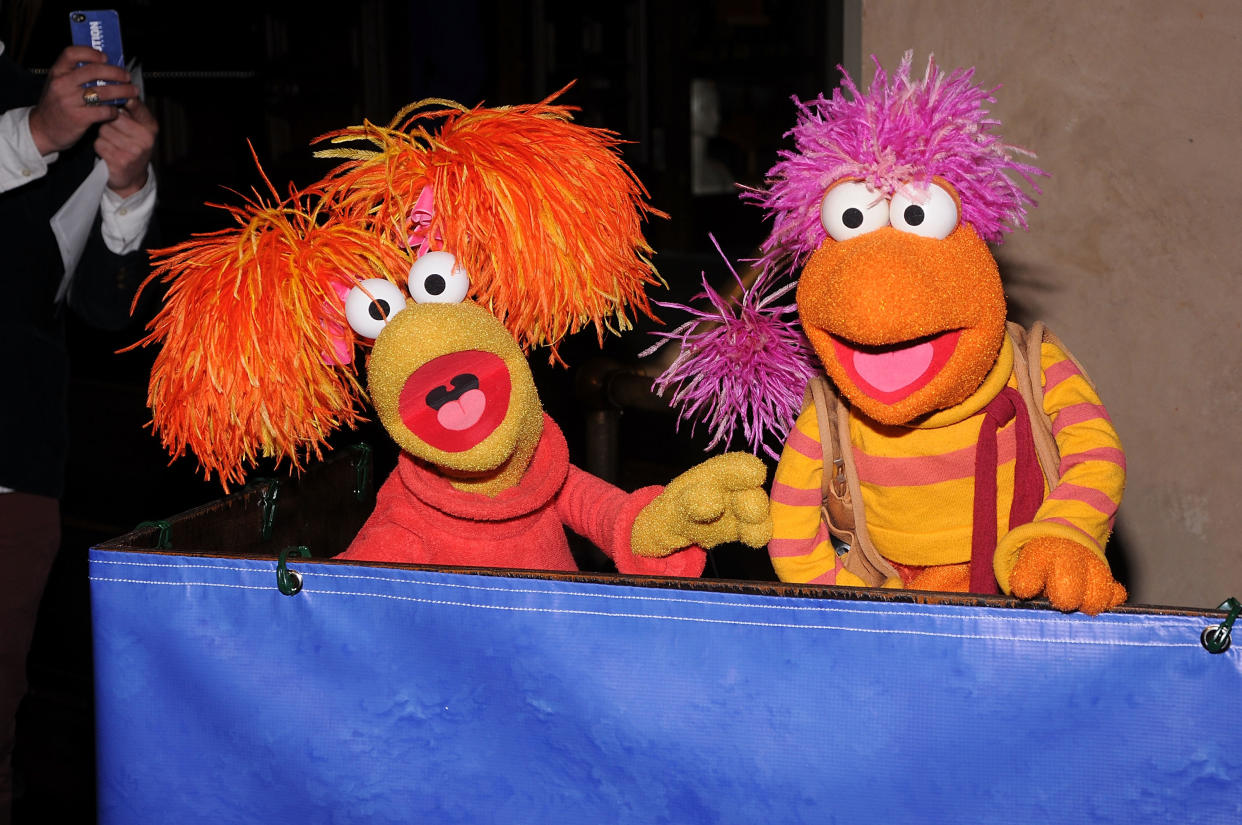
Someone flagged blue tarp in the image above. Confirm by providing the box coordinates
[89,549,1241,824]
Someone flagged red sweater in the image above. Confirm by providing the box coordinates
[338,415,706,577]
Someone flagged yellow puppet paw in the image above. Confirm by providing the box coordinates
[1009,536,1127,615]
[631,452,772,557]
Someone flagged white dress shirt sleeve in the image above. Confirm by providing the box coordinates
[100,166,156,254]
[0,106,58,193]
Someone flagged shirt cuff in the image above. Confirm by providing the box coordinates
[0,107,58,193]
[100,165,156,255]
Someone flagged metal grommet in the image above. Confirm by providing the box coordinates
[280,569,303,596]
[1201,597,1240,654]
[277,546,311,596]
[1201,625,1231,654]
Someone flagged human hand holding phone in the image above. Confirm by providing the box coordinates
[27,45,137,155]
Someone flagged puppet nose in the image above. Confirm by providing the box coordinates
[799,223,999,345]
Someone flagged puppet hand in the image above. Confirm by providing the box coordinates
[630,453,772,558]
[1008,536,1127,615]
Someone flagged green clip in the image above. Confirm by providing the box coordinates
[277,546,311,596]
[252,478,281,541]
[351,443,373,502]
[135,520,172,549]
[1200,597,1241,654]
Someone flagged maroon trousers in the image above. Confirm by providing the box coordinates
[0,493,60,825]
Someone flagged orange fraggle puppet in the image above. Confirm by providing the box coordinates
[657,54,1126,613]
[135,92,772,576]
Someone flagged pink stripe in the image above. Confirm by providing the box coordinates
[1051,402,1112,437]
[784,425,822,461]
[1046,517,1103,551]
[854,427,1017,487]
[1046,482,1119,518]
[768,537,818,558]
[809,562,844,585]
[1059,446,1126,476]
[771,481,822,507]
[768,523,829,558]
[1042,358,1081,394]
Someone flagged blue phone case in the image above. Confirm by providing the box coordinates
[69,9,126,105]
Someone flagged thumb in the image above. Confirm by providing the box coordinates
[123,99,156,125]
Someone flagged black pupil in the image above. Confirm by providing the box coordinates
[368,299,390,321]
[904,204,925,226]
[842,207,864,229]
[424,274,446,296]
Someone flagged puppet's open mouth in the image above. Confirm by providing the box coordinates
[832,329,962,404]
[398,350,512,452]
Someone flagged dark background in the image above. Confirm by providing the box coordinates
[4,1,845,820]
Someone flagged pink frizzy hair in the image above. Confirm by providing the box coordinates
[750,51,1046,275]
[652,52,1046,456]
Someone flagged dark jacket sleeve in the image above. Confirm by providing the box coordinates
[0,51,156,497]
[1,50,155,331]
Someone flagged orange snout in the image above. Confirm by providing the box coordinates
[796,223,1007,425]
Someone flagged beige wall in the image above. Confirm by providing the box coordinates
[859,1,1242,609]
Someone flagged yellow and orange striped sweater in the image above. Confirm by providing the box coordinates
[769,333,1125,592]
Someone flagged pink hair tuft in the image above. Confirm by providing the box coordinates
[750,51,1047,275]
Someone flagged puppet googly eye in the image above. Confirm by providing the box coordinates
[408,250,470,304]
[345,279,408,340]
[890,182,959,239]
[820,180,889,241]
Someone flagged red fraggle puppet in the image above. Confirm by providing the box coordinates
[134,91,772,576]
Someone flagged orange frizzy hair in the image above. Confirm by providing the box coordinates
[132,192,410,490]
[312,87,667,358]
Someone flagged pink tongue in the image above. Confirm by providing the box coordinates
[436,389,487,431]
[852,342,935,393]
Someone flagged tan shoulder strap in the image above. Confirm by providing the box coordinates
[1033,322,1098,393]
[806,374,900,588]
[1007,321,1061,491]
[808,375,851,528]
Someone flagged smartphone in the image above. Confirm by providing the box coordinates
[69,9,126,105]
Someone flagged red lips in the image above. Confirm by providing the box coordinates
[832,329,962,404]
[397,350,512,452]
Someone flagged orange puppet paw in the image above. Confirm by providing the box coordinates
[906,563,971,594]
[1009,536,1127,615]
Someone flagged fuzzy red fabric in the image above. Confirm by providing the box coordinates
[970,386,1042,594]
[338,415,706,577]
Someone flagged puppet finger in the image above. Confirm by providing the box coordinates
[730,487,770,524]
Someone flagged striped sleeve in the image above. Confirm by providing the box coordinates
[767,403,846,584]
[1029,339,1126,554]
